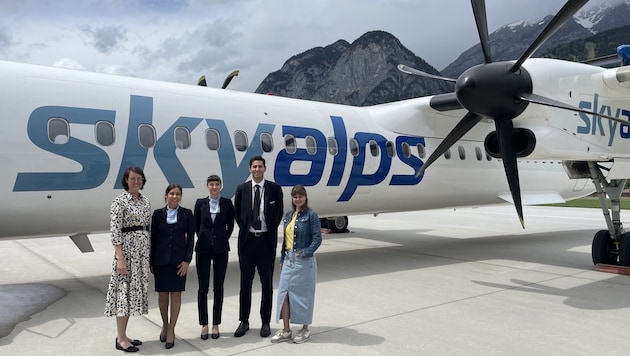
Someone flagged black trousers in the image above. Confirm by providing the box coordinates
[196,250,228,326]
[238,236,275,323]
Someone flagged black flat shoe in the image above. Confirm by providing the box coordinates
[260,323,271,337]
[131,339,142,346]
[115,339,139,353]
[160,334,167,342]
[234,321,249,337]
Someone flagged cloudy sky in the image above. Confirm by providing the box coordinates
[0,0,606,92]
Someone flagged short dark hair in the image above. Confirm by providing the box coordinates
[249,155,266,167]
[165,183,182,195]
[121,166,146,191]
[207,174,222,184]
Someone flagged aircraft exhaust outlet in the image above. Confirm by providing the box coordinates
[484,128,536,159]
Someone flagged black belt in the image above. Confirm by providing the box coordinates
[121,225,150,233]
[249,231,268,237]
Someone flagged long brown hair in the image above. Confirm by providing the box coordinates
[290,184,309,211]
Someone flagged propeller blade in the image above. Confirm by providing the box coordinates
[520,92,629,124]
[397,64,456,83]
[495,118,524,228]
[416,112,482,177]
[511,0,588,72]
[471,0,492,64]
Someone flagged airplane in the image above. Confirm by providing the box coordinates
[1,0,629,267]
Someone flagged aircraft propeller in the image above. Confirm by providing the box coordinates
[399,0,591,228]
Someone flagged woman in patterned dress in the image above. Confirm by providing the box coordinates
[105,166,151,353]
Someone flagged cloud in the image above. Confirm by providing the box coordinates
[80,25,128,53]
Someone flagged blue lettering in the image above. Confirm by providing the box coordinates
[154,116,203,187]
[13,106,114,191]
[577,101,591,134]
[115,95,153,188]
[206,119,274,197]
[390,136,425,185]
[620,109,630,139]
[274,126,326,186]
[338,132,391,202]
[327,116,347,186]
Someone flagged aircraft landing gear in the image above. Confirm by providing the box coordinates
[586,162,628,266]
[320,216,349,233]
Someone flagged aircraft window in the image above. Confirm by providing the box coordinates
[386,141,395,157]
[417,144,425,158]
[284,134,297,154]
[261,133,273,152]
[138,124,156,148]
[444,148,451,160]
[401,142,411,159]
[205,129,220,150]
[174,126,191,149]
[234,130,248,152]
[327,137,338,156]
[458,145,466,160]
[95,121,115,146]
[367,140,378,157]
[475,147,482,160]
[306,136,317,155]
[349,139,359,156]
[48,117,69,144]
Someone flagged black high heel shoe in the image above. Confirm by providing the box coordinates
[115,338,139,353]
[201,325,209,340]
[212,326,220,339]
[160,333,167,342]
[165,339,175,349]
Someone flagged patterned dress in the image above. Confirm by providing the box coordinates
[104,191,151,317]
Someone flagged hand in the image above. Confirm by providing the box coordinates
[177,261,190,277]
[116,258,127,275]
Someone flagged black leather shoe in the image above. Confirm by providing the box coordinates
[115,339,139,353]
[160,333,167,342]
[234,321,249,337]
[212,331,220,339]
[131,339,142,346]
[260,323,271,337]
[201,333,209,340]
[165,341,175,349]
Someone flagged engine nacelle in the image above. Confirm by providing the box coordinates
[484,128,536,159]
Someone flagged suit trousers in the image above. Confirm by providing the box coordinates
[196,250,228,326]
[238,235,275,323]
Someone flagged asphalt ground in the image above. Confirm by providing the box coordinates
[1,206,629,355]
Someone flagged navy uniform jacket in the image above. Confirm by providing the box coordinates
[150,206,195,266]
[234,179,284,255]
[194,196,235,254]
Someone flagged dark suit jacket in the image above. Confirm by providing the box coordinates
[150,206,195,266]
[194,196,235,254]
[234,179,284,254]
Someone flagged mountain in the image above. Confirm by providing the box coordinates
[441,1,630,78]
[541,24,630,61]
[255,31,453,106]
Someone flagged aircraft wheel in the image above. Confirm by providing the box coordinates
[592,230,616,265]
[618,232,630,267]
[329,216,349,233]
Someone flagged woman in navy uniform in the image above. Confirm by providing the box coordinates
[194,175,235,340]
[150,183,195,349]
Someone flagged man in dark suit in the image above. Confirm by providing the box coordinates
[233,155,284,338]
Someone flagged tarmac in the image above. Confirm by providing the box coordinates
[1,205,630,355]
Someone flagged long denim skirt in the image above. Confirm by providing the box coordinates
[275,250,317,325]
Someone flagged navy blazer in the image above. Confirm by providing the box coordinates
[234,179,284,254]
[194,196,235,254]
[150,206,195,266]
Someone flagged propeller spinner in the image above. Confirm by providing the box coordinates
[401,0,590,228]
